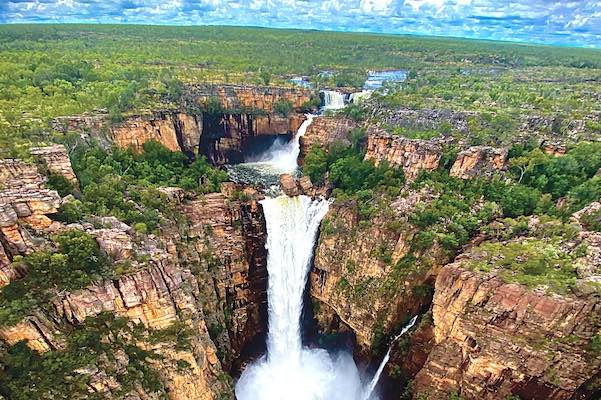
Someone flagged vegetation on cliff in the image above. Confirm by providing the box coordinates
[0,313,188,399]
[55,140,227,230]
[2,24,601,157]
[0,230,108,327]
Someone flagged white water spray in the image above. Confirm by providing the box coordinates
[321,90,346,110]
[362,316,418,400]
[235,195,367,400]
[244,114,314,174]
[234,115,413,399]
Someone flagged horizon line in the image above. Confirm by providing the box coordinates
[1,21,600,52]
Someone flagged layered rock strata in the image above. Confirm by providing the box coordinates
[30,145,78,184]
[414,263,601,400]
[449,146,508,179]
[298,116,358,160]
[364,128,442,181]
[0,157,62,284]
[182,84,312,112]
[310,189,442,348]
[180,191,268,364]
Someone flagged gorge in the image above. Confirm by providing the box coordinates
[1,75,600,400]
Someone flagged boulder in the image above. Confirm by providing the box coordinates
[298,176,314,195]
[280,174,301,197]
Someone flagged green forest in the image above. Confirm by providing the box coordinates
[1,24,601,157]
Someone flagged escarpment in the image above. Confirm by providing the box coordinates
[53,84,313,165]
[179,188,268,366]
[363,128,443,181]
[414,261,600,399]
[0,146,274,399]
[299,116,358,161]
[310,189,445,348]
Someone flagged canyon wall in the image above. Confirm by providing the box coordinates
[414,261,600,400]
[299,116,358,160]
[182,84,312,112]
[179,189,268,366]
[363,128,443,181]
[53,84,312,165]
[310,189,445,348]
[0,147,273,399]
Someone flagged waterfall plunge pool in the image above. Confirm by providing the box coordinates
[229,114,417,400]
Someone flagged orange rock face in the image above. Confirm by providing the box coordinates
[450,146,508,179]
[364,129,442,181]
[111,113,185,153]
[30,145,78,184]
[311,189,442,348]
[0,157,62,280]
[185,84,312,112]
[414,264,601,400]
[180,192,268,364]
[299,116,357,161]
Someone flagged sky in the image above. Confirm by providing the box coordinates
[1,0,600,48]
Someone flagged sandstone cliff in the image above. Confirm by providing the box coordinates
[0,158,62,270]
[0,149,249,399]
[179,190,268,367]
[182,84,312,112]
[363,128,442,181]
[310,189,444,348]
[53,85,311,165]
[449,146,508,179]
[299,116,358,161]
[414,261,600,400]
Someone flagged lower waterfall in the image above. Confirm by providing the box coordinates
[233,115,410,400]
[235,195,366,400]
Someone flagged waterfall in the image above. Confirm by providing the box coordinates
[234,112,414,400]
[235,195,367,400]
[243,114,314,175]
[263,195,330,359]
[362,316,419,400]
[321,90,346,110]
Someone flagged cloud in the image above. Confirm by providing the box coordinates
[1,0,600,48]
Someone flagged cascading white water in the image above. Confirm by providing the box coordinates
[362,316,418,400]
[235,195,366,400]
[321,90,346,110]
[244,114,314,174]
[234,115,413,400]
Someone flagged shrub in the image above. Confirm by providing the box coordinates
[46,172,75,197]
[274,99,294,117]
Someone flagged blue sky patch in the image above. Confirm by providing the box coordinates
[1,0,600,48]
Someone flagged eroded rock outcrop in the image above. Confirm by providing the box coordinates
[299,116,357,160]
[30,145,78,184]
[0,157,62,275]
[0,150,238,399]
[54,92,308,165]
[310,190,442,348]
[180,191,268,364]
[450,146,508,179]
[414,263,601,400]
[183,84,312,112]
[364,128,442,181]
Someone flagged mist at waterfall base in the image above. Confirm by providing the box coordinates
[233,114,414,400]
[243,114,314,174]
[235,195,369,400]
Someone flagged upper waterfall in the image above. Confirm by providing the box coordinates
[321,90,346,110]
[244,114,314,174]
